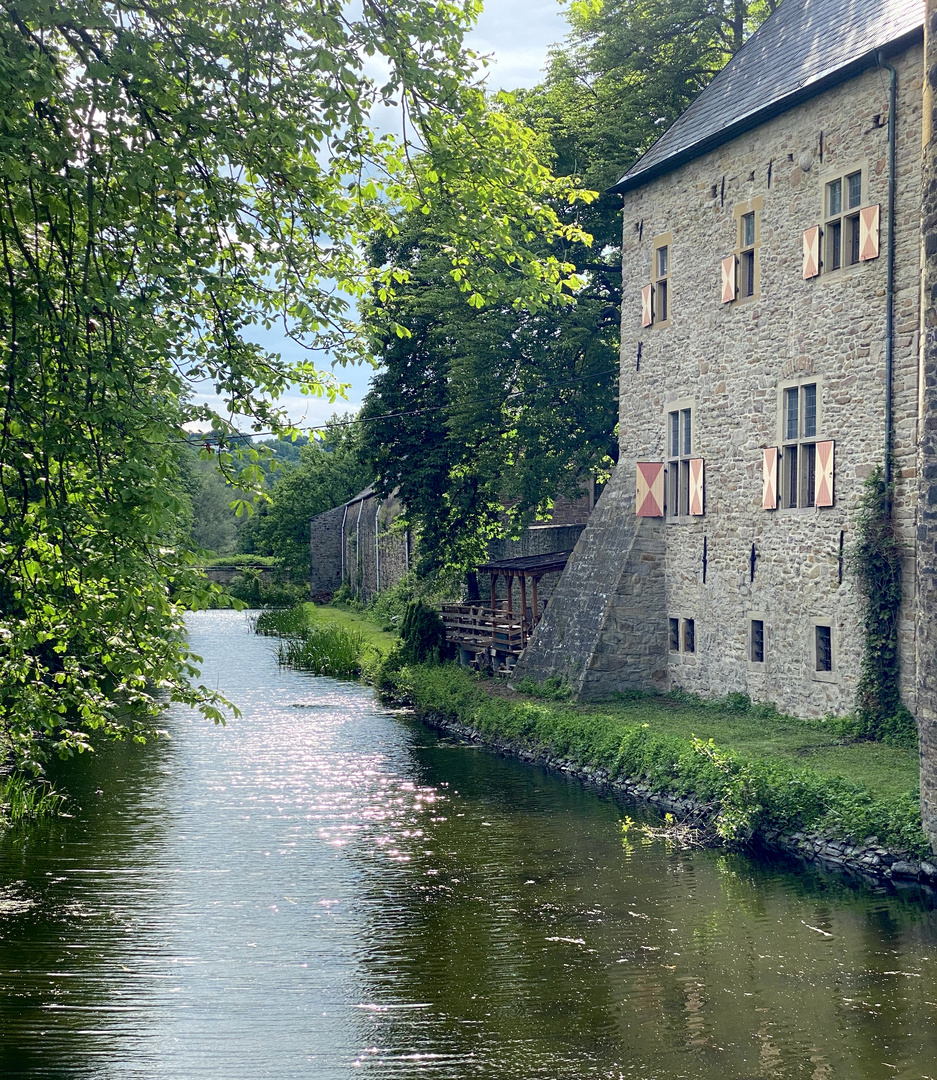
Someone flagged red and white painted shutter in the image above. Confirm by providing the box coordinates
[689,458,704,515]
[721,256,737,304]
[815,440,834,507]
[802,226,820,279]
[762,447,778,510]
[641,284,653,327]
[859,205,880,261]
[636,462,664,517]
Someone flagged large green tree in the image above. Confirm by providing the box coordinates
[0,0,587,767]
[360,0,779,581]
[361,208,619,576]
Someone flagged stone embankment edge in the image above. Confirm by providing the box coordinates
[400,705,937,894]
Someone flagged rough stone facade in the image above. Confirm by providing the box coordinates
[310,489,592,603]
[918,0,937,852]
[309,488,413,602]
[520,41,924,720]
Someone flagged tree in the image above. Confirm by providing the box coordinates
[357,0,780,580]
[0,0,588,767]
[360,208,619,576]
[244,417,370,578]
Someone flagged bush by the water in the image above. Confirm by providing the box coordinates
[379,662,928,857]
[399,601,445,665]
[274,624,366,677]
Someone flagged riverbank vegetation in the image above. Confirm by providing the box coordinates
[254,604,396,679]
[1,0,593,771]
[377,662,928,857]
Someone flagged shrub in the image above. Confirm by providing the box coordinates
[380,662,930,857]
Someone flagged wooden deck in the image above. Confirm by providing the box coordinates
[441,603,526,662]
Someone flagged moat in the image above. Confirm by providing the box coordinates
[1,609,936,1078]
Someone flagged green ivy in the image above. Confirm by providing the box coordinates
[850,468,916,746]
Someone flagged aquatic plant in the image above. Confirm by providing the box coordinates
[0,775,66,827]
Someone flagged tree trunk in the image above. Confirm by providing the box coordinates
[919,0,937,853]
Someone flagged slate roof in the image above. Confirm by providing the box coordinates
[611,0,922,194]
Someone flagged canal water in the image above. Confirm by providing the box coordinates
[2,610,937,1079]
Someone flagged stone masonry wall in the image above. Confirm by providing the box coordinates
[512,464,668,697]
[918,3,937,852]
[309,504,346,596]
[520,46,923,718]
[616,49,924,719]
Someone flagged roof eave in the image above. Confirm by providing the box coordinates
[608,26,922,197]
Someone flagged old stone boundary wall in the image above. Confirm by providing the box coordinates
[310,487,593,602]
[406,708,937,896]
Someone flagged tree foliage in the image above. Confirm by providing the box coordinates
[360,207,619,575]
[0,0,588,765]
[243,418,370,579]
[359,0,778,578]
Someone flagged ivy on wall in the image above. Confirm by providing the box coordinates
[850,468,916,745]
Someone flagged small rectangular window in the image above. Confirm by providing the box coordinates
[781,382,820,509]
[654,242,669,323]
[751,620,764,663]
[803,384,817,438]
[824,170,863,273]
[829,220,842,270]
[849,215,861,265]
[742,250,755,297]
[683,618,695,654]
[785,388,799,441]
[669,618,680,652]
[742,211,755,248]
[667,406,694,518]
[815,625,832,672]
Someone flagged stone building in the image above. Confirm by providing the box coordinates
[517,0,924,724]
[309,487,594,602]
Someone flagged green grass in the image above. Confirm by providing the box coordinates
[301,604,397,655]
[0,774,66,826]
[253,602,397,678]
[379,662,928,857]
[577,698,919,801]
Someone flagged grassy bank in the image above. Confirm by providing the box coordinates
[378,662,928,858]
[254,603,396,677]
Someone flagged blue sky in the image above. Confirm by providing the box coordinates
[192,0,571,435]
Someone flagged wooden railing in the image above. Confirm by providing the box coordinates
[441,603,527,656]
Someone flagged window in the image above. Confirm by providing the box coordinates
[780,381,818,509]
[654,241,669,323]
[683,619,695,654]
[815,625,832,672]
[669,618,680,652]
[666,405,692,517]
[824,170,862,271]
[750,619,765,664]
[740,211,756,297]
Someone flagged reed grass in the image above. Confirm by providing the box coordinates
[0,774,66,826]
[253,603,378,678]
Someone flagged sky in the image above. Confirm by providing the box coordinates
[191,0,571,436]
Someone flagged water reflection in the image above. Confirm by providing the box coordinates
[0,609,936,1078]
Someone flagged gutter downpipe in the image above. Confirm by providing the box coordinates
[877,50,898,488]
